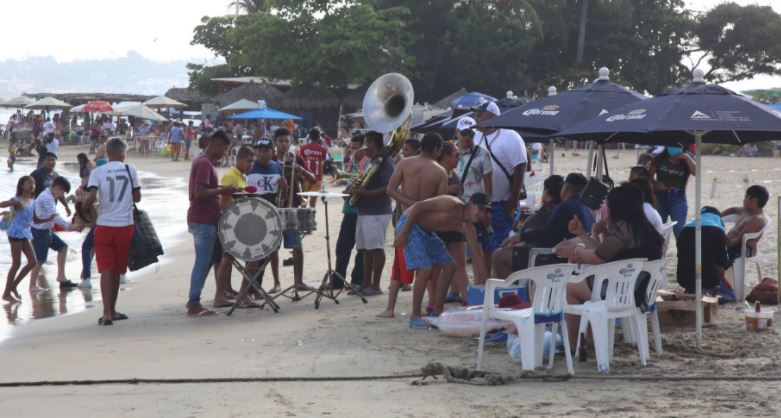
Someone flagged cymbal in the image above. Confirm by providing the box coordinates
[297,191,349,198]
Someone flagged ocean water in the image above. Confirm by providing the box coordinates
[0,156,188,342]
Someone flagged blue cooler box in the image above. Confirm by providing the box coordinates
[466,284,529,306]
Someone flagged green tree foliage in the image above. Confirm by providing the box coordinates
[189,1,781,102]
[692,3,781,83]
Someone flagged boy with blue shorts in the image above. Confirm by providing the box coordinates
[395,193,491,328]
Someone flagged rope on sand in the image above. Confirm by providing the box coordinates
[2,362,781,388]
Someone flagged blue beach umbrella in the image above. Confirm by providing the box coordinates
[451,92,497,109]
[557,69,781,350]
[231,108,303,121]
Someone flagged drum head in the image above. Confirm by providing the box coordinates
[218,197,282,262]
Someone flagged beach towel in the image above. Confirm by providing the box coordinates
[396,214,453,271]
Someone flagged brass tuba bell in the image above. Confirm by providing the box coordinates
[362,73,414,157]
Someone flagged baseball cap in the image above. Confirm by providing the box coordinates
[472,101,501,117]
[469,192,492,211]
[254,138,273,149]
[456,116,476,133]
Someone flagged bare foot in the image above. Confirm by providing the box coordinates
[376,310,395,318]
[213,298,232,308]
[29,285,45,293]
[10,289,21,301]
[2,293,19,303]
[187,303,216,317]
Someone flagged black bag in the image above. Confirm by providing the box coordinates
[634,271,652,313]
[125,165,164,271]
[580,177,610,210]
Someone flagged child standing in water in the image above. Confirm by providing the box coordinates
[1,176,38,302]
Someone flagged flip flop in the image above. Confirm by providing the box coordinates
[268,286,281,294]
[188,309,216,317]
[238,302,261,309]
[97,317,113,326]
[112,313,129,321]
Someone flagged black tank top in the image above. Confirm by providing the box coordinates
[655,157,690,190]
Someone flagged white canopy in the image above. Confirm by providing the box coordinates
[0,96,35,108]
[219,99,261,113]
[111,104,168,122]
[144,96,187,109]
[25,96,72,110]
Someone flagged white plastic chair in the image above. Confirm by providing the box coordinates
[661,221,676,256]
[566,258,647,373]
[528,237,581,268]
[623,258,667,358]
[722,215,771,302]
[477,263,577,375]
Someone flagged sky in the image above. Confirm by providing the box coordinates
[0,0,779,93]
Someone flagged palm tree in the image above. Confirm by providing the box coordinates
[228,0,269,14]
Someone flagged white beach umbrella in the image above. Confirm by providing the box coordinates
[144,96,187,109]
[0,96,35,108]
[111,104,168,122]
[218,99,260,113]
[25,96,72,110]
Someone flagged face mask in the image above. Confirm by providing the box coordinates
[667,146,683,157]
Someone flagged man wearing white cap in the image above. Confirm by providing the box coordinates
[472,101,527,267]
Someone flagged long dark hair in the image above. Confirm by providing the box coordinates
[16,176,32,198]
[628,178,657,208]
[77,152,89,168]
[606,184,664,258]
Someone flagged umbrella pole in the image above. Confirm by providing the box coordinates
[548,138,555,175]
[585,141,594,175]
[595,143,604,180]
[694,132,703,350]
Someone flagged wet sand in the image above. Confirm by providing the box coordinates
[0,145,780,417]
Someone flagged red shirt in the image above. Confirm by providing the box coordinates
[187,154,220,225]
[298,142,328,181]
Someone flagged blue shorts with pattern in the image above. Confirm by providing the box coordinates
[487,201,518,251]
[396,214,453,271]
[283,231,302,249]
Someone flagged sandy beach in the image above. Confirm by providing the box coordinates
[1,144,780,417]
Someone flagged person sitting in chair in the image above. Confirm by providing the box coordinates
[722,185,768,262]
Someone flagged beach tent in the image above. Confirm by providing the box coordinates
[557,69,781,350]
[219,99,261,113]
[25,97,72,110]
[111,104,168,122]
[230,107,302,121]
[0,96,35,108]
[144,96,187,109]
[452,92,497,109]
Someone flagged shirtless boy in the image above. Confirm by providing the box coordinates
[722,185,769,261]
[377,133,447,318]
[395,194,490,328]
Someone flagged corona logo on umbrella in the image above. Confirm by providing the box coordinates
[522,104,560,116]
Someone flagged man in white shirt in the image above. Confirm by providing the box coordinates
[473,101,528,263]
[83,138,142,325]
[30,177,82,291]
[42,118,56,135]
[45,133,60,156]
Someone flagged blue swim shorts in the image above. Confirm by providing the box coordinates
[396,214,453,271]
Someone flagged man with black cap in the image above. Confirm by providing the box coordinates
[492,173,594,279]
[394,193,490,328]
[473,101,527,269]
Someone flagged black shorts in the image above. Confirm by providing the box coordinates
[8,237,27,243]
[436,231,465,243]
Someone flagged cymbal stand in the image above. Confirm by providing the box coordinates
[314,195,368,309]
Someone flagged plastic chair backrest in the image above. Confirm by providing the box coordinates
[741,216,771,258]
[661,221,676,251]
[640,258,666,307]
[580,258,646,310]
[501,264,576,316]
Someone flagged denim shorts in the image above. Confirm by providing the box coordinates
[283,231,302,249]
[31,228,67,262]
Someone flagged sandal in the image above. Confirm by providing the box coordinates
[112,313,129,321]
[238,302,261,309]
[268,286,281,294]
[97,317,113,326]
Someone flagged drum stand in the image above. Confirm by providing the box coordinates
[227,255,281,316]
[313,195,368,309]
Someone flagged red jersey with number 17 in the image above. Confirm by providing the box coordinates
[298,142,328,181]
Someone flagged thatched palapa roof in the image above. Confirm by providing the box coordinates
[165,88,211,106]
[214,82,284,108]
[281,86,340,110]
[27,92,155,105]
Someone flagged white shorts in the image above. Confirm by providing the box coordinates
[356,214,391,250]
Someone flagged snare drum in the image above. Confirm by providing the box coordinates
[277,208,317,232]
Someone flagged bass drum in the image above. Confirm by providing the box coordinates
[218,197,283,262]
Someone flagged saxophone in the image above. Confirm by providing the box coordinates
[348,156,383,207]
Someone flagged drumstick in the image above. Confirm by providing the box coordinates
[288,151,296,207]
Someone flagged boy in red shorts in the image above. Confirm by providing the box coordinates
[83,137,141,326]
